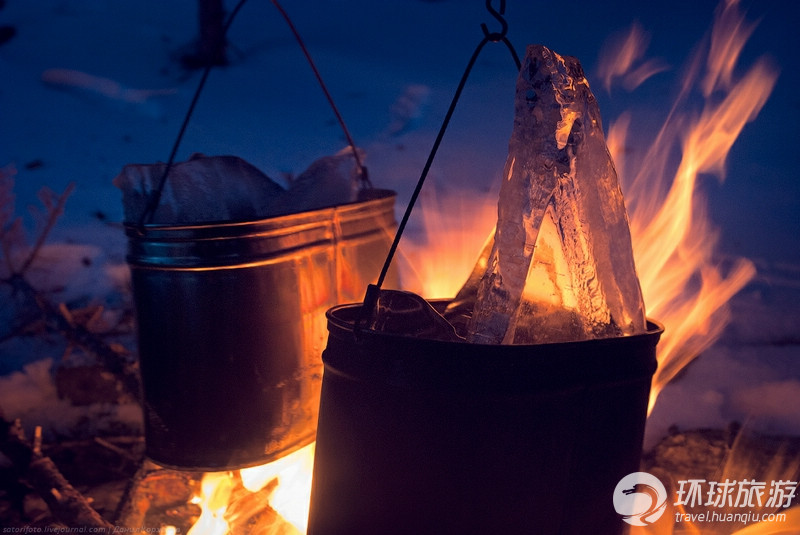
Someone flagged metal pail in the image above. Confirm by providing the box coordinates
[125,190,397,471]
[308,302,663,534]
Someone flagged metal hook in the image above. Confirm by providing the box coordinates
[480,0,508,41]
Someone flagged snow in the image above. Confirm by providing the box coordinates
[0,358,143,439]
[0,0,798,449]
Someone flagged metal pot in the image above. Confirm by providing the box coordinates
[308,301,662,534]
[125,190,397,470]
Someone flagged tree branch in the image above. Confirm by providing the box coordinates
[6,274,142,403]
[0,418,114,530]
[17,183,75,276]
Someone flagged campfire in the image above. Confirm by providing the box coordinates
[176,2,793,534]
[0,0,796,534]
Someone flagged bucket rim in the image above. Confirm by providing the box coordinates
[326,300,664,351]
[322,300,662,393]
[123,188,396,234]
[146,434,316,472]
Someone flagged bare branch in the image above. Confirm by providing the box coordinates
[7,275,142,403]
[18,182,75,276]
[0,418,115,530]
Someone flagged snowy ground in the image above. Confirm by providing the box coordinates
[0,0,798,452]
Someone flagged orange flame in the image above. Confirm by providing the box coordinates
[186,443,315,535]
[185,2,784,534]
[597,21,669,92]
[401,0,778,416]
[187,471,235,535]
[611,0,778,411]
[398,185,497,299]
[239,442,315,533]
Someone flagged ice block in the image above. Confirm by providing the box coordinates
[463,44,646,344]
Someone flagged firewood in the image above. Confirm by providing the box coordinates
[0,418,114,530]
[114,459,200,529]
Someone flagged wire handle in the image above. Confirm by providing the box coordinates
[137,0,369,229]
[359,0,521,322]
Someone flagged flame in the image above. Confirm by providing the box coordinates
[401,0,777,414]
[187,442,315,535]
[597,21,669,92]
[239,442,315,533]
[611,0,778,410]
[398,185,497,299]
[184,1,786,533]
[187,471,235,535]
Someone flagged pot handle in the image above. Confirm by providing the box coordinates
[357,0,521,329]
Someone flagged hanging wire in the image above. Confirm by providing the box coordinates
[270,0,371,190]
[370,0,521,295]
[138,0,369,229]
[138,0,248,229]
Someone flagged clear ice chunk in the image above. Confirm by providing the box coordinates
[268,146,364,215]
[462,44,646,344]
[113,153,285,224]
[113,148,364,224]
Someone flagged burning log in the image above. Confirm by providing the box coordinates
[114,460,200,531]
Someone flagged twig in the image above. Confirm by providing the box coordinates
[0,418,114,530]
[93,436,140,464]
[0,179,139,402]
[7,274,142,403]
[17,183,75,277]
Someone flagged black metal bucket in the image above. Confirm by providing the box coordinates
[126,190,397,471]
[307,302,663,534]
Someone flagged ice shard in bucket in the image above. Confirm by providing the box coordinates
[453,44,647,344]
